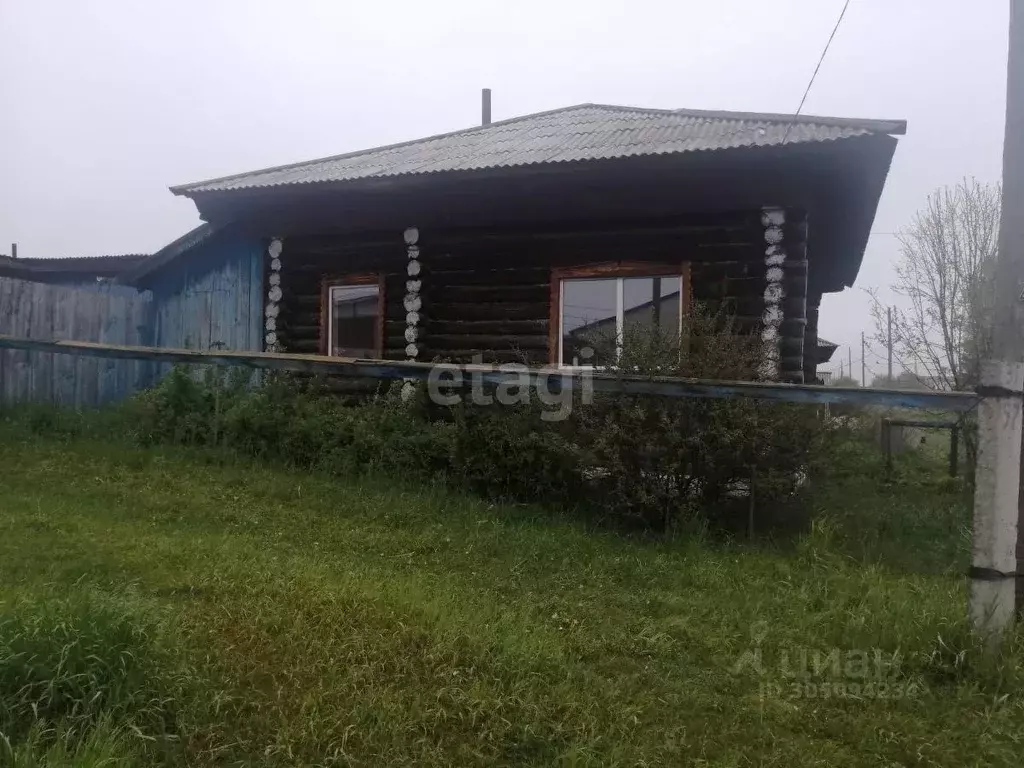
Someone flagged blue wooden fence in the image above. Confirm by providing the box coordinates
[0,276,154,407]
[0,235,265,408]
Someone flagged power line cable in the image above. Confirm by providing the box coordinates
[782,0,852,145]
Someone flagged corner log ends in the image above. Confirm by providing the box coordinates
[759,207,808,383]
[264,238,284,352]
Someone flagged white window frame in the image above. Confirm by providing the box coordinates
[556,271,685,370]
[324,277,382,359]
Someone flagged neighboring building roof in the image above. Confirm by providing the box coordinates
[171,103,906,196]
[816,337,839,364]
[115,223,217,284]
[0,253,148,280]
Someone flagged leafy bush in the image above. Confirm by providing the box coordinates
[448,402,583,505]
[126,370,582,507]
[114,303,822,535]
[569,310,822,532]
[128,365,256,446]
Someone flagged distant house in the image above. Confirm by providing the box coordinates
[816,338,839,384]
[108,99,903,381]
[0,254,147,286]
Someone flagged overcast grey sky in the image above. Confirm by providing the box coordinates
[0,1,1010,376]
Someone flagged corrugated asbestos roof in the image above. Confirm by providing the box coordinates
[0,254,148,275]
[171,104,906,196]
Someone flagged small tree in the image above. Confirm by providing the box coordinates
[872,178,1000,471]
[873,178,1000,392]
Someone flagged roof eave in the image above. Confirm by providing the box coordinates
[837,133,900,291]
[116,223,218,285]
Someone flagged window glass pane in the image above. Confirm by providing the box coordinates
[623,276,681,342]
[561,278,616,365]
[330,284,379,357]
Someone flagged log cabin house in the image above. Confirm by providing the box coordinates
[119,100,904,384]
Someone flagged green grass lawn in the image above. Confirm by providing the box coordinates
[0,419,1022,766]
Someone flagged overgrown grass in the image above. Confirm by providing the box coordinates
[0,590,180,730]
[811,423,972,576]
[1,717,141,768]
[0,412,1021,765]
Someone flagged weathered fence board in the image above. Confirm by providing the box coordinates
[0,334,982,412]
[0,277,153,407]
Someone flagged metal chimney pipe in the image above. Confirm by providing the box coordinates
[11,243,16,259]
[481,88,492,126]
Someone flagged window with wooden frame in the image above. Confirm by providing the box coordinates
[550,263,690,367]
[321,274,385,358]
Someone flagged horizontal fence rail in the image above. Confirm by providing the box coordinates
[0,335,982,412]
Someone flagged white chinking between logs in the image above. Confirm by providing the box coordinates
[760,208,786,380]
[402,228,420,400]
[265,238,283,351]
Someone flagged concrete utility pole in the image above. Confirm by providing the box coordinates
[887,306,893,382]
[861,332,867,386]
[971,0,1024,638]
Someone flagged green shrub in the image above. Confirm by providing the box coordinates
[570,313,823,532]
[110,303,824,535]
[127,365,208,445]
[314,393,454,480]
[448,402,584,505]
[128,371,566,494]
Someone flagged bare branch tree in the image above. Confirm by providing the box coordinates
[871,178,1001,392]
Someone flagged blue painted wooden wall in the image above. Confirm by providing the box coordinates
[144,232,264,353]
[0,231,264,407]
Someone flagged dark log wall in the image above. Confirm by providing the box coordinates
[804,296,823,384]
[271,208,816,384]
[271,239,405,359]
